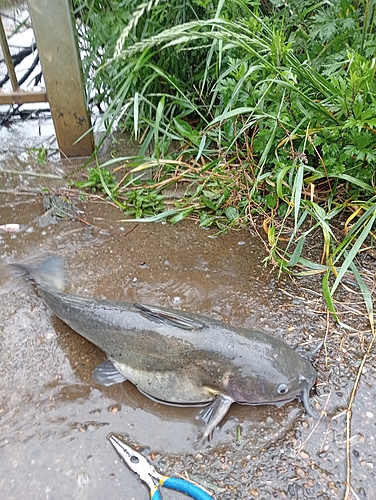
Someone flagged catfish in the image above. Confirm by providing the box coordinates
[10,256,317,440]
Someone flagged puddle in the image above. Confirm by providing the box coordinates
[0,129,376,499]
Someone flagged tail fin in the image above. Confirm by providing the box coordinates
[9,255,65,291]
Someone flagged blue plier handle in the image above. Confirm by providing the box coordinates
[108,433,213,500]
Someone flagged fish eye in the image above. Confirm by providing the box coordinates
[277,383,289,395]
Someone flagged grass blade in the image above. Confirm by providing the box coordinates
[332,208,376,294]
[322,269,339,322]
[287,236,305,267]
[349,261,374,329]
[293,162,304,230]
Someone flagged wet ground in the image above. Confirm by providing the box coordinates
[1,123,376,500]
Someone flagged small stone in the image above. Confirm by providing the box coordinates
[89,409,101,415]
[77,472,89,487]
[255,468,263,477]
[248,488,259,497]
[328,481,338,493]
[109,405,120,415]
[295,467,305,478]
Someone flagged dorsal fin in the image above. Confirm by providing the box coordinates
[134,303,205,331]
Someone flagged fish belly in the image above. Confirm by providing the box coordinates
[112,360,213,405]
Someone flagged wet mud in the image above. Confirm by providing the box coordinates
[1,124,376,499]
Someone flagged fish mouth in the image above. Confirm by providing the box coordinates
[237,394,298,407]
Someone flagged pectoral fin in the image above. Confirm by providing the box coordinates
[134,303,205,331]
[198,394,234,441]
[92,359,127,386]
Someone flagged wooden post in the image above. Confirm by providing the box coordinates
[0,16,19,91]
[27,0,94,157]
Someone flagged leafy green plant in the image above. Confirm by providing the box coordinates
[27,147,48,165]
[73,0,376,329]
[126,188,165,218]
[75,166,118,195]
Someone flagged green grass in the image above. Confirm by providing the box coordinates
[73,0,376,329]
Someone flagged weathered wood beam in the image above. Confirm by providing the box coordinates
[0,90,48,105]
[27,0,94,157]
[0,16,19,91]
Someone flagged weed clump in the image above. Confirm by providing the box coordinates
[73,0,376,322]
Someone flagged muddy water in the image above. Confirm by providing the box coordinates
[1,133,376,499]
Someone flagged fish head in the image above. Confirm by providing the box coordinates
[223,342,317,416]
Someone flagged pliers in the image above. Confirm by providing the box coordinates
[108,433,213,500]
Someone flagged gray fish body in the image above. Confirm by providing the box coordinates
[12,256,317,439]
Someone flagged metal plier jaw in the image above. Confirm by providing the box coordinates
[109,434,158,489]
[108,433,213,500]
